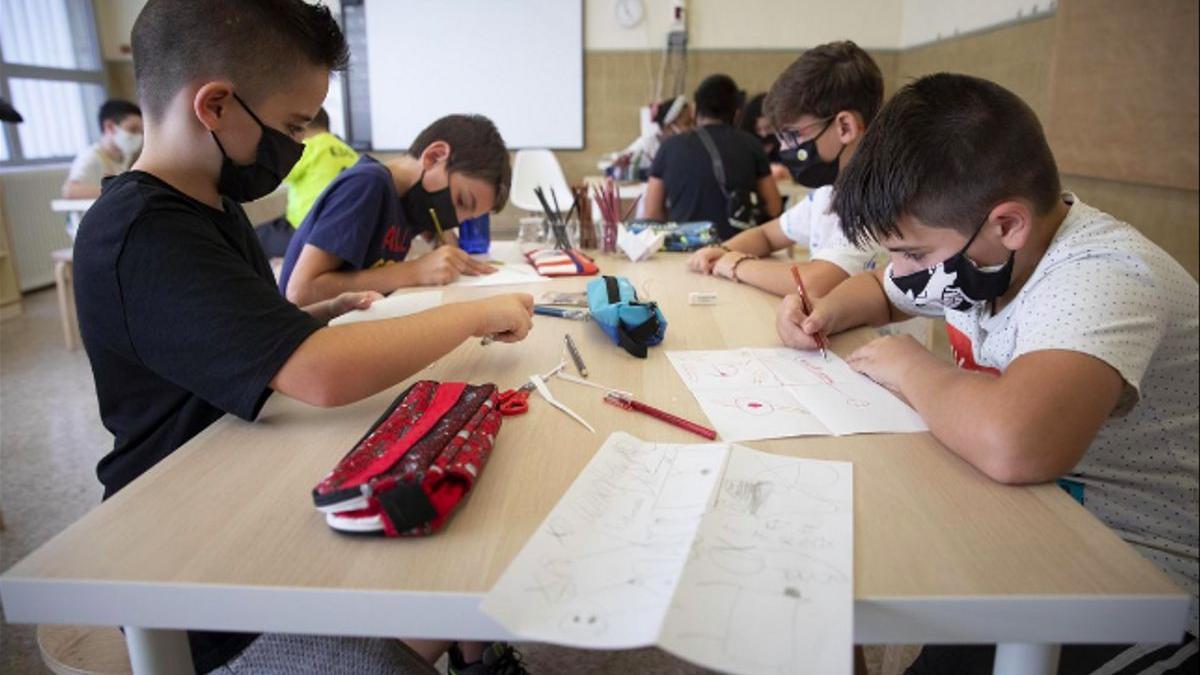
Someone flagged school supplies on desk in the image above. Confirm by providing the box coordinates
[450,264,550,288]
[529,372,595,433]
[540,291,589,307]
[591,178,621,254]
[524,248,598,277]
[498,362,566,417]
[603,392,716,439]
[312,381,502,536]
[555,371,632,398]
[792,264,829,360]
[533,305,588,320]
[587,276,667,359]
[666,347,928,441]
[616,223,665,262]
[563,334,588,376]
[626,220,719,252]
[481,432,854,675]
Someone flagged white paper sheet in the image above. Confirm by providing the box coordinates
[448,263,550,288]
[328,290,443,326]
[659,446,854,675]
[481,432,728,648]
[667,348,928,440]
[482,433,855,675]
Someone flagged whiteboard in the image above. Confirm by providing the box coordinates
[363,0,583,150]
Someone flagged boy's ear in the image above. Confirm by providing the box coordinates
[419,140,452,169]
[833,110,867,144]
[193,81,236,133]
[990,200,1034,251]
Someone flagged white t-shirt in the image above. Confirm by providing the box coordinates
[943,194,1200,635]
[66,143,129,188]
[778,185,881,274]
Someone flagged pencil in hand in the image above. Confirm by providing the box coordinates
[791,265,829,360]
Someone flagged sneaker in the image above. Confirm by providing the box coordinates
[447,642,530,675]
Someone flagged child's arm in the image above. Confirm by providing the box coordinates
[62,180,102,199]
[755,175,783,222]
[846,337,1124,484]
[776,268,904,348]
[300,290,383,324]
[712,257,847,297]
[687,218,794,274]
[271,293,534,407]
[285,244,494,306]
[643,177,667,221]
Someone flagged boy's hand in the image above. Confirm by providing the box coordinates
[687,246,726,274]
[846,334,930,393]
[414,246,496,286]
[472,293,534,343]
[328,291,383,319]
[776,293,832,349]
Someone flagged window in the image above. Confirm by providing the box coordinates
[0,0,105,166]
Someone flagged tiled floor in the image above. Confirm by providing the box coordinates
[0,288,912,674]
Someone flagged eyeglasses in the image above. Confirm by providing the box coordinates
[775,117,834,150]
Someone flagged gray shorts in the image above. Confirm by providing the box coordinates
[209,634,434,674]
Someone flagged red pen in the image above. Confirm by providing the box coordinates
[791,264,829,360]
[604,393,717,440]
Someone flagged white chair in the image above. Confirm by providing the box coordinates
[510,149,572,214]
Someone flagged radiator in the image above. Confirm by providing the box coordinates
[0,165,73,291]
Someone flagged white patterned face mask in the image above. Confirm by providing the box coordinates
[883,217,1015,315]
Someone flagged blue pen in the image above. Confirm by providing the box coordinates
[533,305,588,320]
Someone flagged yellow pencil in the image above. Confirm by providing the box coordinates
[428,208,446,247]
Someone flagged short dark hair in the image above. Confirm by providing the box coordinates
[132,0,349,118]
[764,41,883,130]
[311,107,330,130]
[737,93,767,135]
[694,74,742,124]
[410,114,511,212]
[833,73,1062,247]
[98,99,141,132]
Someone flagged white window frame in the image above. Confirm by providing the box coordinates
[0,0,106,167]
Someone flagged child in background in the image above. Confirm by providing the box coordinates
[644,73,783,240]
[62,99,143,201]
[688,41,884,298]
[254,106,358,257]
[72,1,532,672]
[779,73,1198,673]
[736,93,790,183]
[279,114,507,305]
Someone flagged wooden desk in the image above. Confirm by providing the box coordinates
[0,252,1188,675]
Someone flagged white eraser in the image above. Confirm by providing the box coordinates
[688,291,718,305]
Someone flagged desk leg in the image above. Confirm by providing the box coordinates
[123,627,195,675]
[993,643,1061,675]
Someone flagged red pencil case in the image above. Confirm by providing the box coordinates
[524,248,599,276]
[312,381,502,537]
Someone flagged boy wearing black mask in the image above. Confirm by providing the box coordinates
[280,114,508,305]
[688,41,885,298]
[779,74,1198,672]
[72,2,534,670]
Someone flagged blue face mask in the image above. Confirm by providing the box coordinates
[210,92,305,202]
[884,216,1015,315]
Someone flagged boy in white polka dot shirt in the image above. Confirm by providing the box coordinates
[777,73,1198,674]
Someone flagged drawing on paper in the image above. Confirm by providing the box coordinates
[667,348,927,440]
[482,433,855,675]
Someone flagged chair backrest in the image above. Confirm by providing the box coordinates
[510,149,572,214]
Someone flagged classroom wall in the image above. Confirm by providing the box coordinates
[896,14,1199,278]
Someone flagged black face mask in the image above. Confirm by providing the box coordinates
[778,119,842,188]
[210,92,304,202]
[401,169,458,236]
[886,215,1015,313]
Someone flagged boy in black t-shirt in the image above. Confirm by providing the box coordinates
[644,74,783,240]
[72,1,532,672]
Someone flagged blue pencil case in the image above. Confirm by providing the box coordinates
[586,276,667,359]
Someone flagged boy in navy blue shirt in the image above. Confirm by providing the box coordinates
[280,114,507,305]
